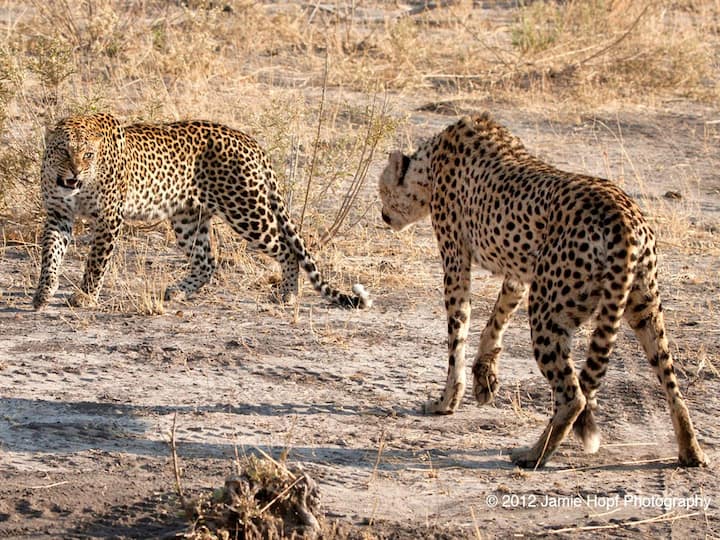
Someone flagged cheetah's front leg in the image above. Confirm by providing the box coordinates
[473,278,527,405]
[33,216,74,310]
[424,247,472,415]
[69,217,123,307]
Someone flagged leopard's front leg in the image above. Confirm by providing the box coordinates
[423,245,472,415]
[69,216,123,307]
[33,213,74,310]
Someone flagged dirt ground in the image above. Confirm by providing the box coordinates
[2,3,720,540]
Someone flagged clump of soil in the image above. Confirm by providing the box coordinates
[184,454,322,540]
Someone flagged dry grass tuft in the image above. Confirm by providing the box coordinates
[184,455,322,540]
[179,451,379,540]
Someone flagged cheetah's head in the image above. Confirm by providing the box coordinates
[378,151,432,232]
[42,114,122,194]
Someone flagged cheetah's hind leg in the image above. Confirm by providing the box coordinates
[572,402,600,454]
[625,275,707,467]
[511,393,586,469]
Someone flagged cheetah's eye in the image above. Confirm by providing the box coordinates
[83,151,94,160]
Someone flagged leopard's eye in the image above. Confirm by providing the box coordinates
[83,151,94,160]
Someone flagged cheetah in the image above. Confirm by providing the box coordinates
[378,113,706,468]
[33,113,371,311]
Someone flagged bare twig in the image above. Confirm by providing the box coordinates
[298,50,328,235]
[558,456,676,473]
[366,427,386,487]
[257,475,305,515]
[447,4,518,69]
[576,4,651,66]
[470,506,483,540]
[29,0,79,45]
[604,442,659,448]
[533,424,553,472]
[169,412,186,507]
[28,481,70,489]
[254,446,297,480]
[233,444,244,475]
[320,91,390,245]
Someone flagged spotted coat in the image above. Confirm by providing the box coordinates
[33,113,370,310]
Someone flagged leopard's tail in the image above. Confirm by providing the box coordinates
[270,191,371,309]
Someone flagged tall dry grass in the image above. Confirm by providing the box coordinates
[509,0,718,101]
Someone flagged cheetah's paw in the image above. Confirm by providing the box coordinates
[472,349,501,405]
[422,398,455,415]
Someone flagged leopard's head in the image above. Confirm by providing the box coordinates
[42,113,123,195]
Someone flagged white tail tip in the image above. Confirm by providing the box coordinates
[352,283,372,309]
[583,431,601,454]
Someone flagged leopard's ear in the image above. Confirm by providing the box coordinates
[43,120,61,145]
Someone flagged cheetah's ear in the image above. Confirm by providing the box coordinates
[388,151,411,186]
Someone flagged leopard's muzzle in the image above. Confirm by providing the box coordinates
[56,175,83,190]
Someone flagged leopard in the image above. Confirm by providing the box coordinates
[378,112,706,469]
[32,113,371,311]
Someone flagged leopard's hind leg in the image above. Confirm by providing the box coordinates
[165,209,216,301]
[222,195,299,304]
